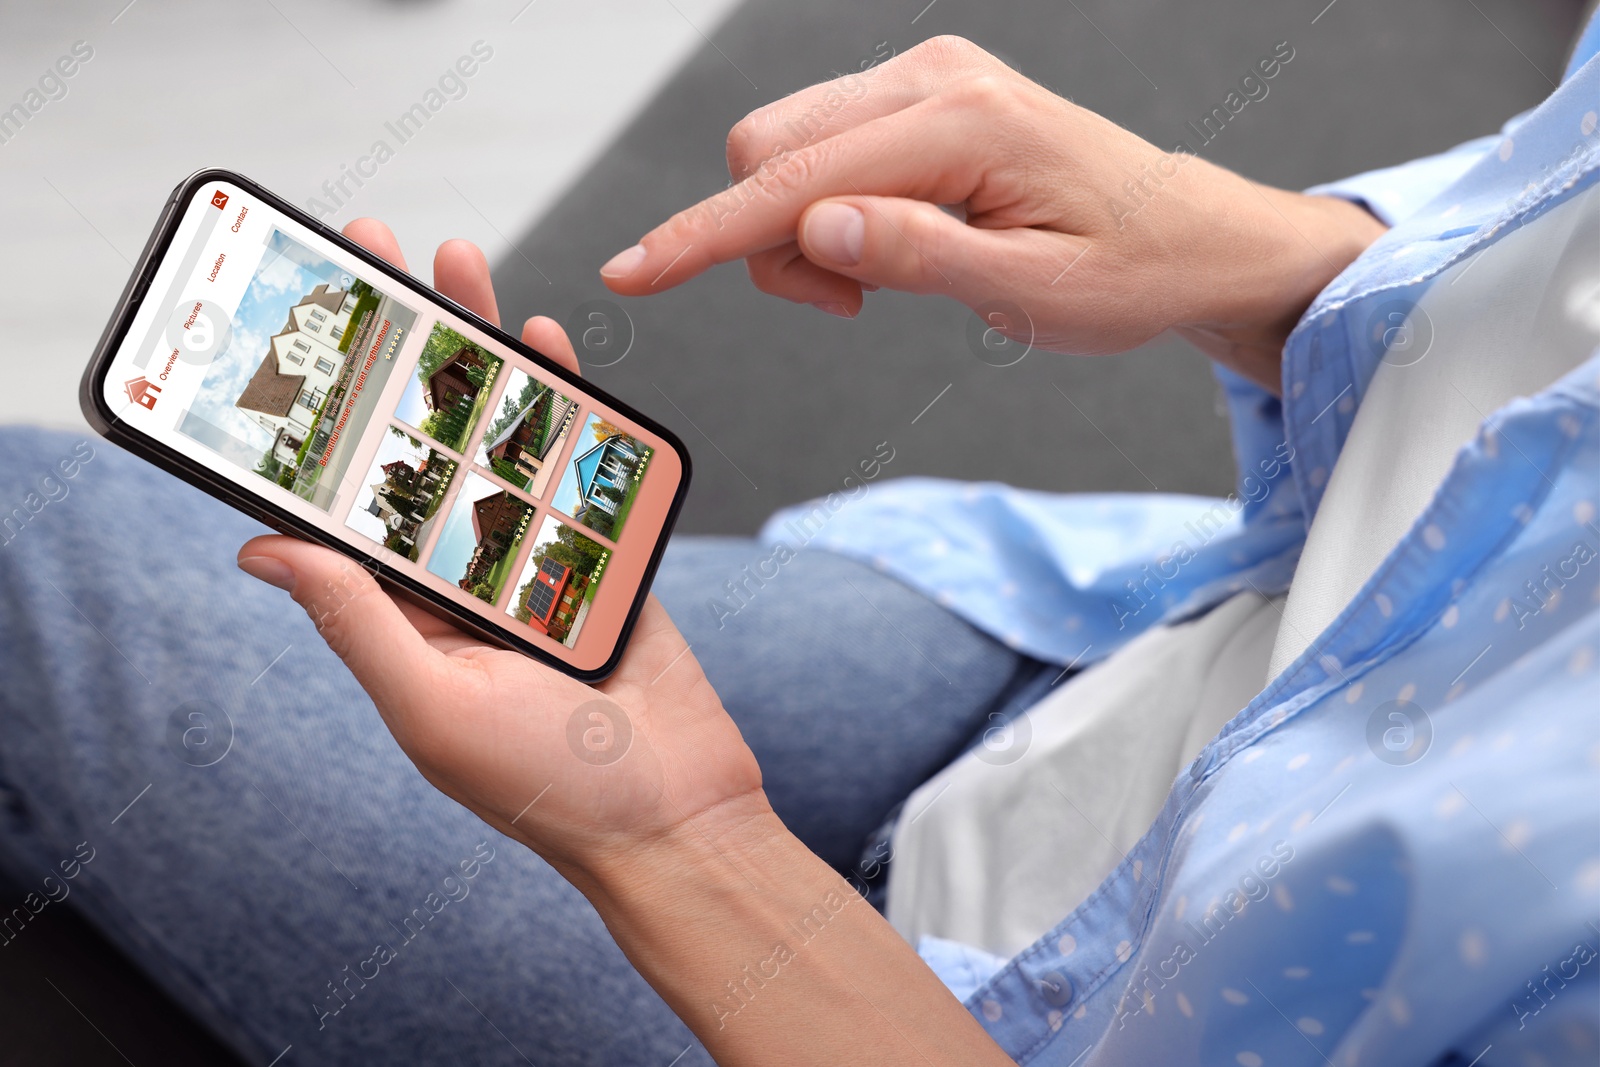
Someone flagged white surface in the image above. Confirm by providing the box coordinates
[0,0,740,429]
[1269,182,1600,677]
[888,590,1283,957]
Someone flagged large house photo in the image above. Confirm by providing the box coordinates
[174,229,412,515]
[234,284,358,467]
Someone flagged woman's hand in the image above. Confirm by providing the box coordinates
[238,222,1017,1066]
[237,220,767,888]
[236,220,1011,1062]
[598,35,1385,391]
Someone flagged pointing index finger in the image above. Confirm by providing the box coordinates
[600,100,978,296]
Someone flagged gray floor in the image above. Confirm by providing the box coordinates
[0,0,1587,1064]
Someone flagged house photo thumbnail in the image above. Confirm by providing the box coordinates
[176,229,414,512]
[344,427,459,562]
[475,367,577,498]
[507,515,610,649]
[551,413,652,542]
[392,323,504,454]
[424,470,533,604]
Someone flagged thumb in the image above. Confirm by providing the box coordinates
[796,195,1056,302]
[237,535,448,719]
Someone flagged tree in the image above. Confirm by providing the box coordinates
[512,578,537,623]
[483,379,543,444]
[419,402,470,448]
[591,419,629,443]
[389,425,420,445]
[470,580,496,603]
[578,508,615,540]
[415,325,483,381]
[547,522,605,575]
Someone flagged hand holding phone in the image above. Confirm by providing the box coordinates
[83,171,689,680]
[235,219,763,880]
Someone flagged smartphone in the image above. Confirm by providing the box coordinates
[80,169,690,682]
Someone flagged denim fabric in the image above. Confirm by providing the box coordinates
[0,427,1029,1066]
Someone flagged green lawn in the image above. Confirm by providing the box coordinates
[421,485,449,520]
[605,471,644,540]
[481,525,528,602]
[337,294,380,354]
[420,460,457,519]
[449,370,498,451]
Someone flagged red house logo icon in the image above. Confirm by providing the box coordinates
[124,376,161,410]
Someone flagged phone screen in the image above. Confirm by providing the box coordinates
[95,177,685,676]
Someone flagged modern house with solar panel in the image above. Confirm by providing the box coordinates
[515,555,591,644]
[481,386,577,490]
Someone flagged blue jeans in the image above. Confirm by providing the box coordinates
[0,428,1050,1066]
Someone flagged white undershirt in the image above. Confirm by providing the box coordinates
[1269,182,1600,676]
[887,184,1600,957]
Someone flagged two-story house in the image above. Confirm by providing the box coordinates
[235,285,357,466]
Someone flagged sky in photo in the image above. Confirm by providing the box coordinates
[392,371,433,430]
[476,367,536,465]
[425,470,501,583]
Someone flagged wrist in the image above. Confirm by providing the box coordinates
[560,786,787,906]
[556,788,1012,1064]
[1172,177,1386,392]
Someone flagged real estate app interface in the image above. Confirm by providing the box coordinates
[103,180,681,670]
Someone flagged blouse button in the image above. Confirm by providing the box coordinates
[1038,970,1074,1008]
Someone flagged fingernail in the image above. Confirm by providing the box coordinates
[238,555,296,591]
[600,244,647,279]
[804,204,865,266]
[813,301,853,318]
